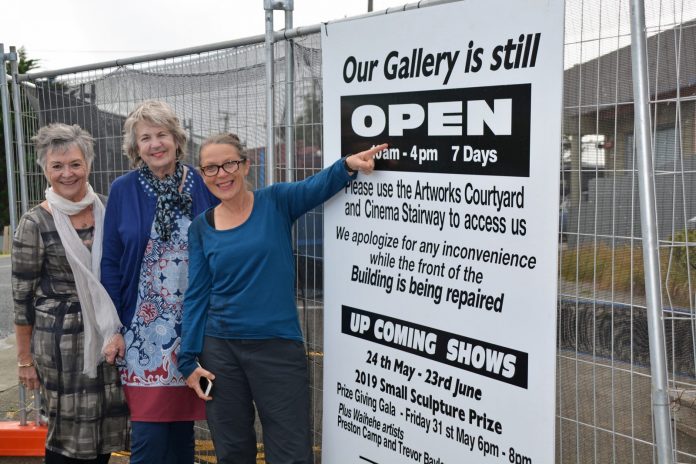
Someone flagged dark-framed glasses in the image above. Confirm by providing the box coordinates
[200,158,247,177]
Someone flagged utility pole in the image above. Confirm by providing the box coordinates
[219,110,232,132]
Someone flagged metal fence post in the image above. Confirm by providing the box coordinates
[264,1,276,186]
[0,44,18,233]
[9,46,28,215]
[17,382,27,426]
[285,5,295,183]
[264,0,294,186]
[629,1,675,463]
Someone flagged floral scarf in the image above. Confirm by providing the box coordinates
[139,162,193,241]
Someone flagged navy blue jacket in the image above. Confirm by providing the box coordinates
[101,166,218,326]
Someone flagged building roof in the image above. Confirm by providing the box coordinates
[563,18,696,114]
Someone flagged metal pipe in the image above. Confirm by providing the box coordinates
[21,33,266,80]
[285,9,295,183]
[265,7,275,186]
[9,46,29,214]
[33,390,41,425]
[21,0,458,81]
[18,384,27,426]
[629,1,675,463]
[0,44,18,233]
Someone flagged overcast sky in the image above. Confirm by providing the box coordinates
[2,0,412,72]
[3,0,695,72]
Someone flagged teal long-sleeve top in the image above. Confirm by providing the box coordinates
[178,158,356,378]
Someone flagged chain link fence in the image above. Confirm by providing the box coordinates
[2,0,696,462]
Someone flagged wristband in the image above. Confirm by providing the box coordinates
[18,361,34,368]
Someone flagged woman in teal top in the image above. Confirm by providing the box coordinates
[179,133,386,464]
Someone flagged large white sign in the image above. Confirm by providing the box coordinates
[322,1,563,463]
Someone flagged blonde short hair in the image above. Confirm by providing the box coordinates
[122,100,188,167]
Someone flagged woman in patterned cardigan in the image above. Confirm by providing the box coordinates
[100,100,218,464]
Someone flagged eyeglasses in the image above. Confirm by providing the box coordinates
[199,158,247,177]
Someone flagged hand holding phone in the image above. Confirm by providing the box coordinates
[186,362,215,400]
[199,375,213,397]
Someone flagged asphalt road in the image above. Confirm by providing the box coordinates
[0,254,43,464]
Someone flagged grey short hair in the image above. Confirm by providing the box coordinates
[32,124,95,172]
[122,100,188,168]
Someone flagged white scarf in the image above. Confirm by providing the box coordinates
[46,184,122,378]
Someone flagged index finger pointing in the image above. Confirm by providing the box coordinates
[366,143,388,157]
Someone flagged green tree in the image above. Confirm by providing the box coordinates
[1,47,39,228]
[14,47,40,74]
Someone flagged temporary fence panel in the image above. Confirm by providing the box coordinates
[5,34,325,462]
[561,0,696,463]
[2,0,696,462]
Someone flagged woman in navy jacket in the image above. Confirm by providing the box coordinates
[101,100,217,464]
